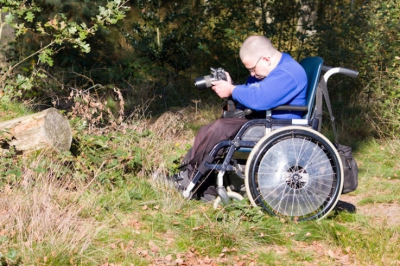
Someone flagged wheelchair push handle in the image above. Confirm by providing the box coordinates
[322,65,359,79]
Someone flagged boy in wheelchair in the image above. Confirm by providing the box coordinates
[170,35,308,199]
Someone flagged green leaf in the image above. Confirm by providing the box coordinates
[24,11,35,22]
[6,249,18,262]
[79,42,91,53]
[78,31,88,40]
[4,13,14,24]
[38,49,54,66]
[68,26,77,35]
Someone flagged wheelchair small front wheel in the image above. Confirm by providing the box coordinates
[245,126,343,221]
[213,191,244,209]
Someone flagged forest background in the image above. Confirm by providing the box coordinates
[1,0,398,138]
[0,0,399,265]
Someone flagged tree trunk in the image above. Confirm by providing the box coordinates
[0,11,15,72]
[0,108,72,152]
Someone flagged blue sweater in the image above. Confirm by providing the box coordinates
[232,53,307,119]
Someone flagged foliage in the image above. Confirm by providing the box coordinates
[0,0,130,99]
[1,0,399,137]
[71,129,146,187]
[360,0,400,137]
[310,0,400,139]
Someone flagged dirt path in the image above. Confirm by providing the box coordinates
[339,194,400,227]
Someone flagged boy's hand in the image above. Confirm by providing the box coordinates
[212,72,235,98]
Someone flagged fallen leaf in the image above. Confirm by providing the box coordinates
[165,254,172,261]
[327,249,336,259]
[192,226,204,231]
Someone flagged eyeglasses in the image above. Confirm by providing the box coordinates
[247,56,263,73]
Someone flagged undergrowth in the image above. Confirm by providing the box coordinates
[0,96,399,265]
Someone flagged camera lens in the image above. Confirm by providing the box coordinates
[194,75,213,90]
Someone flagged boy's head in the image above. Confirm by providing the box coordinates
[240,35,280,79]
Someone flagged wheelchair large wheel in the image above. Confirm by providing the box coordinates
[245,126,343,221]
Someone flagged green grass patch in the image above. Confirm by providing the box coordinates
[0,98,32,122]
[356,139,400,180]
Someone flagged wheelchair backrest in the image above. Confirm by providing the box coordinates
[298,56,324,120]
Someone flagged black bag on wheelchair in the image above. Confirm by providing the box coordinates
[337,144,358,194]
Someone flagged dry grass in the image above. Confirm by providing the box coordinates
[149,111,191,138]
[0,153,110,264]
[148,173,190,213]
[139,109,196,177]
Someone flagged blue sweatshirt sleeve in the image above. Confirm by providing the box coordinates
[232,68,306,111]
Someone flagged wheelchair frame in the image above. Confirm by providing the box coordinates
[182,57,358,221]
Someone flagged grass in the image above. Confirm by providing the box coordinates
[0,101,399,265]
[0,100,33,123]
[351,139,400,207]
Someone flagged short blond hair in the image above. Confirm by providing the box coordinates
[239,35,275,62]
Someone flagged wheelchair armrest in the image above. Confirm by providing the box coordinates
[271,105,308,112]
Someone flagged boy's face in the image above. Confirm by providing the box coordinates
[243,56,271,80]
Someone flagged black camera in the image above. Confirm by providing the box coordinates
[194,67,227,90]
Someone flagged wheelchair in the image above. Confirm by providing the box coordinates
[182,57,358,221]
